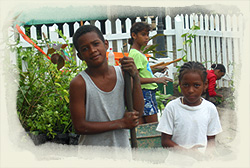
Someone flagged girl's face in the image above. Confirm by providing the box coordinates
[132,29,149,47]
[179,71,207,106]
[77,32,108,67]
[214,69,225,80]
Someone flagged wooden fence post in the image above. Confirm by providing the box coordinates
[175,15,184,66]
[115,19,123,52]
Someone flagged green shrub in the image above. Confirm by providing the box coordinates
[15,33,86,139]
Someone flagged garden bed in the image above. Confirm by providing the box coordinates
[28,85,235,147]
[28,132,79,146]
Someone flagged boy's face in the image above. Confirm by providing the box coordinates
[77,32,108,66]
[179,71,207,106]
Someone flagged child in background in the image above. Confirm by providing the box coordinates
[70,25,144,148]
[206,64,226,100]
[128,22,172,124]
[156,61,222,158]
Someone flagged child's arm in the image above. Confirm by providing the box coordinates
[69,76,140,135]
[207,135,216,147]
[203,135,220,160]
[205,105,222,157]
[161,133,183,149]
[162,133,203,151]
[119,57,144,117]
[140,76,173,85]
[205,135,219,156]
[151,66,168,74]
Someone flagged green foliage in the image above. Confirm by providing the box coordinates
[155,91,171,115]
[15,31,86,138]
[173,25,200,85]
[180,25,200,60]
[181,25,200,46]
[141,34,169,58]
[214,97,223,104]
[177,85,181,93]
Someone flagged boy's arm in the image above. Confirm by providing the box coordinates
[131,72,144,117]
[119,57,144,117]
[69,75,139,135]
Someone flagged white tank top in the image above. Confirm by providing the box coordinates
[78,66,130,148]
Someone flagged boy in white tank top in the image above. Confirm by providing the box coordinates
[70,25,144,148]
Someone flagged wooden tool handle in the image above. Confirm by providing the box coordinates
[124,72,138,148]
[150,62,165,69]
[150,57,183,69]
[122,49,137,148]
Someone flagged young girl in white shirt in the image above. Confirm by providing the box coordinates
[156,61,222,158]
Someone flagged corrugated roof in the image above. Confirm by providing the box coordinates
[15,5,163,26]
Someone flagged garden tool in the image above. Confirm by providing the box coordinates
[150,57,183,69]
[122,50,138,148]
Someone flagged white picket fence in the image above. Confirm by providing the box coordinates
[9,14,244,87]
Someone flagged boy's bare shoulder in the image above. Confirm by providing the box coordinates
[70,74,85,88]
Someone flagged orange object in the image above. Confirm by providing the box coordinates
[16,24,50,60]
[106,52,151,65]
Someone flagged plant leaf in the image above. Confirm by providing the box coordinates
[148,34,165,41]
[142,44,159,54]
[47,48,56,55]
[182,55,187,62]
[57,56,65,70]
[54,83,61,87]
[64,95,69,103]
[178,85,181,93]
[51,53,60,64]
[181,33,189,37]
[61,44,68,49]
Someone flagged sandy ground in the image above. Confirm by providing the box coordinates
[215,107,237,157]
[2,105,239,168]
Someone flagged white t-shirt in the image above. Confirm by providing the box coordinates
[156,97,222,149]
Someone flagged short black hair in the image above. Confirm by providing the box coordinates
[73,25,105,52]
[128,22,151,45]
[178,61,207,83]
[211,64,226,73]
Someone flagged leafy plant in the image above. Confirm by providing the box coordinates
[174,25,200,88]
[181,25,200,46]
[155,91,172,115]
[15,30,87,139]
[141,34,169,58]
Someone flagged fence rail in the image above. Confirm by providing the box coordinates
[9,14,244,87]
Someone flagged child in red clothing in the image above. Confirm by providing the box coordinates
[206,64,226,100]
